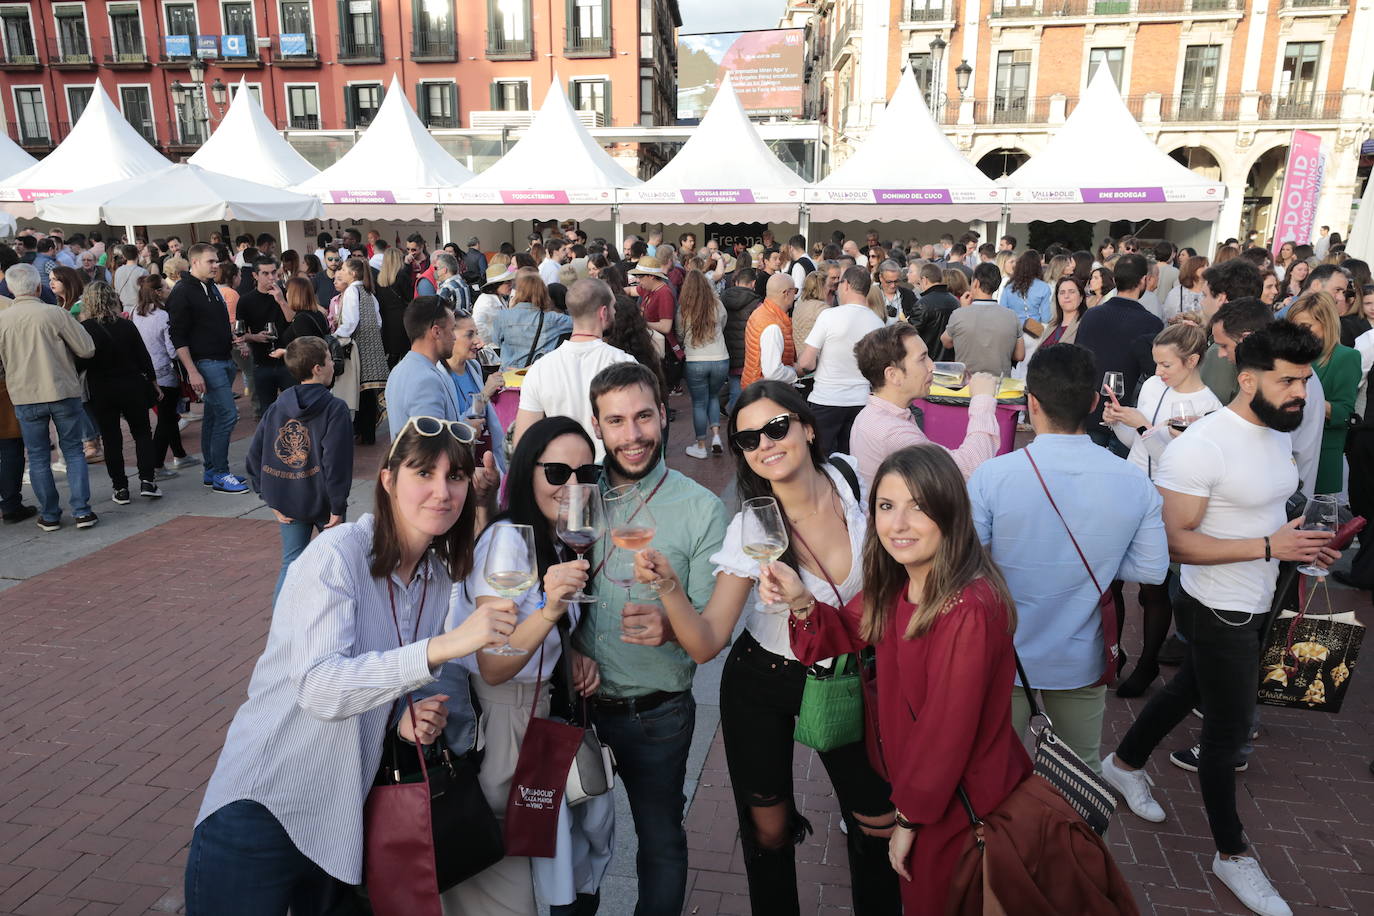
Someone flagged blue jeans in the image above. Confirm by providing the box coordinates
[14,397,90,521]
[185,799,361,916]
[726,373,743,415]
[196,359,239,477]
[275,519,319,603]
[684,359,729,440]
[0,436,24,513]
[590,691,695,916]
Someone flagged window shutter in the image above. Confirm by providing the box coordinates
[490,82,500,109]
[344,88,356,128]
[452,83,460,126]
[601,78,611,123]
[518,82,529,109]
[416,82,426,122]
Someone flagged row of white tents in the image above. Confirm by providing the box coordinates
[0,66,1229,238]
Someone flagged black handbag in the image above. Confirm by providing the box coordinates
[1013,651,1116,835]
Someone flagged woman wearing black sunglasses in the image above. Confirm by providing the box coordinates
[440,415,605,915]
[634,381,899,915]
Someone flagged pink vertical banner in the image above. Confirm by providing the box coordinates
[1270,130,1325,259]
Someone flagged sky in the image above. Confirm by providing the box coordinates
[678,0,786,34]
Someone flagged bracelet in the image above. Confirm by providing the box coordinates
[790,597,816,618]
[894,812,918,830]
[1264,535,1272,563]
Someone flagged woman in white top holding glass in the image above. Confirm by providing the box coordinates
[1105,321,1222,697]
[632,380,899,916]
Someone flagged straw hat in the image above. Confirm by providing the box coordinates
[482,263,516,288]
[628,256,669,280]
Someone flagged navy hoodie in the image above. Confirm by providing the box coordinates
[246,383,353,523]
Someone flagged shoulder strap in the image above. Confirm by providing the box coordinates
[523,308,547,368]
[827,455,861,501]
[1023,449,1104,597]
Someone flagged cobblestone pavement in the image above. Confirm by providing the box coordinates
[0,390,1371,915]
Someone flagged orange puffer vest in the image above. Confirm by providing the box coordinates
[741,299,795,388]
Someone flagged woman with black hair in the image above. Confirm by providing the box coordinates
[440,415,604,916]
[1087,266,1116,309]
[633,381,899,916]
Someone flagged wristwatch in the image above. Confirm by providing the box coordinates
[1136,425,1149,436]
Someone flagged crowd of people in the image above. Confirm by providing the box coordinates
[0,219,1368,916]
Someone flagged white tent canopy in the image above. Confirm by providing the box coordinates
[0,132,36,185]
[1003,67,1225,222]
[809,69,1004,222]
[35,163,323,224]
[619,74,807,223]
[0,83,170,218]
[189,78,319,188]
[1350,175,1373,262]
[294,76,473,219]
[443,77,639,220]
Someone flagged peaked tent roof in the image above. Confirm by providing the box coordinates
[1350,172,1373,262]
[0,83,170,217]
[1004,66,1225,221]
[35,163,322,225]
[443,77,639,220]
[619,74,806,223]
[295,76,474,218]
[0,132,36,185]
[189,78,319,188]
[808,69,1003,221]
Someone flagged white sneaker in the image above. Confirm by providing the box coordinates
[685,443,709,460]
[1212,853,1292,916]
[1100,753,1166,823]
[711,434,723,455]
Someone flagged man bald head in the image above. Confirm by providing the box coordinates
[765,271,798,310]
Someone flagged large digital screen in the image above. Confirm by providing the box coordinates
[677,29,805,120]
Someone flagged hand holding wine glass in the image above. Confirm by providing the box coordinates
[556,485,604,603]
[742,497,791,613]
[606,485,675,595]
[481,524,537,656]
[1296,495,1339,577]
[1168,400,1197,435]
[1099,371,1125,427]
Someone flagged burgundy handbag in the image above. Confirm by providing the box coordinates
[503,647,584,858]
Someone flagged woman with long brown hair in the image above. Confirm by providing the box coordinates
[267,277,331,361]
[49,265,86,316]
[492,272,571,370]
[376,247,412,368]
[131,274,192,474]
[676,268,729,459]
[1164,255,1207,319]
[774,444,1031,916]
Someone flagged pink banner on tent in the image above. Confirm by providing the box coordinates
[683,189,756,204]
[19,189,71,201]
[1080,187,1166,203]
[499,190,571,204]
[1270,130,1324,259]
[330,190,397,204]
[873,188,952,204]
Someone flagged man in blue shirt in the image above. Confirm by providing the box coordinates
[970,344,1167,773]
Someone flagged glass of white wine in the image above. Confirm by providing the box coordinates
[481,523,536,656]
[742,497,791,613]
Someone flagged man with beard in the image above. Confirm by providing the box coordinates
[578,361,727,916]
[1102,321,1335,916]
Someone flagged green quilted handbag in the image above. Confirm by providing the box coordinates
[794,653,864,752]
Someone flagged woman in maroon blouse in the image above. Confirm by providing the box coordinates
[773,444,1032,916]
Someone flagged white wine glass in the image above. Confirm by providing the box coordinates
[556,484,603,603]
[481,523,536,657]
[1297,495,1338,578]
[741,497,791,613]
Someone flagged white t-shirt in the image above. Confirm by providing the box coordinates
[518,339,635,462]
[1111,375,1223,478]
[805,303,885,407]
[710,456,866,659]
[1154,407,1297,614]
[450,522,579,683]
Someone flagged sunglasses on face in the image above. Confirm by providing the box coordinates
[536,461,601,486]
[731,413,798,452]
[386,416,476,464]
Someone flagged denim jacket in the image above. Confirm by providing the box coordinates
[493,302,572,370]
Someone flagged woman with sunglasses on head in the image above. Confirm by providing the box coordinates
[439,416,605,916]
[634,380,900,916]
[187,417,518,916]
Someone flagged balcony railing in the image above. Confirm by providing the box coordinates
[1264,91,1342,120]
[338,31,382,62]
[1281,0,1348,7]
[167,118,208,147]
[972,96,1055,124]
[0,44,41,68]
[1158,93,1244,121]
[8,120,51,147]
[100,35,150,67]
[411,29,456,60]
[991,0,1235,16]
[271,33,319,63]
[286,113,321,129]
[47,37,96,67]
[903,2,949,20]
[486,31,532,59]
[564,30,610,56]
[422,112,459,128]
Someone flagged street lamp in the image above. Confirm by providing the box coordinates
[172,58,228,145]
[928,36,947,113]
[955,59,972,98]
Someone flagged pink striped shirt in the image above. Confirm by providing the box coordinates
[850,393,1000,485]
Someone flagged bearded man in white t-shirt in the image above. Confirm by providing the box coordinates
[1101,320,1338,916]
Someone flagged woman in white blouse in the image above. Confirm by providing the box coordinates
[333,257,389,444]
[187,419,517,915]
[633,380,899,916]
[1105,322,1221,698]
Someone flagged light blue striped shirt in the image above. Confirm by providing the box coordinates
[195,514,448,884]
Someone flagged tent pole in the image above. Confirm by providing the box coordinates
[799,204,810,241]
[1206,202,1223,257]
[441,206,453,247]
[995,204,1009,246]
[124,224,136,245]
[612,203,623,251]
[278,220,290,254]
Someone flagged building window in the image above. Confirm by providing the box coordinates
[175,85,207,144]
[108,4,146,62]
[418,80,457,127]
[488,0,531,57]
[14,87,48,144]
[54,5,92,63]
[287,84,319,128]
[994,49,1030,123]
[220,1,255,55]
[1,8,37,64]
[229,82,262,104]
[905,0,945,21]
[1179,44,1220,115]
[566,0,609,54]
[491,79,529,110]
[339,0,380,60]
[164,2,197,55]
[345,82,381,127]
[1279,41,1320,113]
[907,52,932,96]
[119,85,156,144]
[279,0,313,54]
[66,84,93,123]
[1088,47,1124,88]
[570,77,609,123]
[413,0,454,58]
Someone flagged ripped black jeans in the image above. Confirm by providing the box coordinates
[720,629,901,916]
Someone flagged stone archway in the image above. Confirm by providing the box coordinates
[975,147,1030,181]
[1168,146,1223,181]
[1243,146,1289,245]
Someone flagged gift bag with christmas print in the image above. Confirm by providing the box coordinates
[1258,578,1364,713]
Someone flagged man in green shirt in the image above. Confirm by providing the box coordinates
[576,360,727,916]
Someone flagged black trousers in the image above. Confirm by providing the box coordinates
[355,389,380,444]
[809,403,863,458]
[153,384,187,466]
[1345,427,1374,586]
[92,383,156,490]
[253,365,295,417]
[719,630,900,916]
